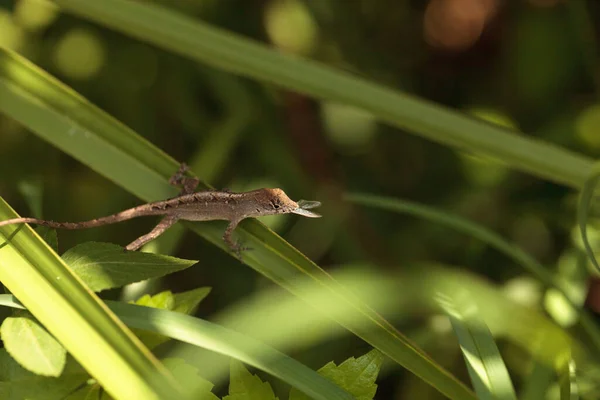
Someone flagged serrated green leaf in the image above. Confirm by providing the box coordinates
[162,358,219,400]
[224,359,278,400]
[136,291,175,311]
[0,314,66,377]
[290,350,382,400]
[172,287,211,315]
[62,242,197,292]
[0,349,87,400]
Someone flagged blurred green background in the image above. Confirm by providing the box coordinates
[1,0,599,398]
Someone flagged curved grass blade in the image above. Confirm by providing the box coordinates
[558,360,579,400]
[179,267,400,385]
[438,294,517,400]
[0,294,354,400]
[51,0,594,189]
[109,301,355,400]
[0,200,185,400]
[0,49,474,399]
[347,192,600,353]
[519,360,555,400]
[577,163,600,273]
[403,264,574,370]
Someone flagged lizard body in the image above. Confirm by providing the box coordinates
[0,164,321,254]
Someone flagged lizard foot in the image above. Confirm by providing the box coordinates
[169,163,190,186]
[231,240,252,261]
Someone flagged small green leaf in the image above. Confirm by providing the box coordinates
[62,242,198,292]
[0,349,87,399]
[172,287,212,314]
[35,227,59,252]
[224,359,279,400]
[0,314,66,377]
[290,350,382,400]
[136,291,175,310]
[162,358,219,400]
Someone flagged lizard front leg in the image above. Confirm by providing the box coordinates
[126,215,179,251]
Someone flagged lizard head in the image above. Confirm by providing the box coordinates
[255,188,321,218]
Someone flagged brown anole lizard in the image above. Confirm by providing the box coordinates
[0,164,322,256]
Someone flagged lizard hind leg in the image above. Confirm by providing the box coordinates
[169,163,200,195]
[125,215,179,251]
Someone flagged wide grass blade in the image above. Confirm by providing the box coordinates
[51,0,594,189]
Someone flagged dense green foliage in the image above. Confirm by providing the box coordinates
[1,0,600,399]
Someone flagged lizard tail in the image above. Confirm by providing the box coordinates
[0,206,154,230]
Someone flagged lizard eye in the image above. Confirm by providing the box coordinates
[270,200,281,209]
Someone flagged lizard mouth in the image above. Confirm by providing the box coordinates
[293,200,322,218]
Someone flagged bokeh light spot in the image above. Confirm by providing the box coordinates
[14,0,59,32]
[576,104,600,150]
[53,28,106,81]
[0,10,25,51]
[264,0,318,55]
[322,102,376,154]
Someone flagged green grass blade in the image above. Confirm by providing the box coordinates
[346,193,564,292]
[51,0,594,189]
[109,301,355,400]
[0,48,474,399]
[577,163,600,273]
[520,360,555,400]
[182,267,399,385]
[346,192,600,354]
[396,264,574,373]
[438,294,517,400]
[0,199,185,400]
[0,294,354,400]
[559,360,579,400]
